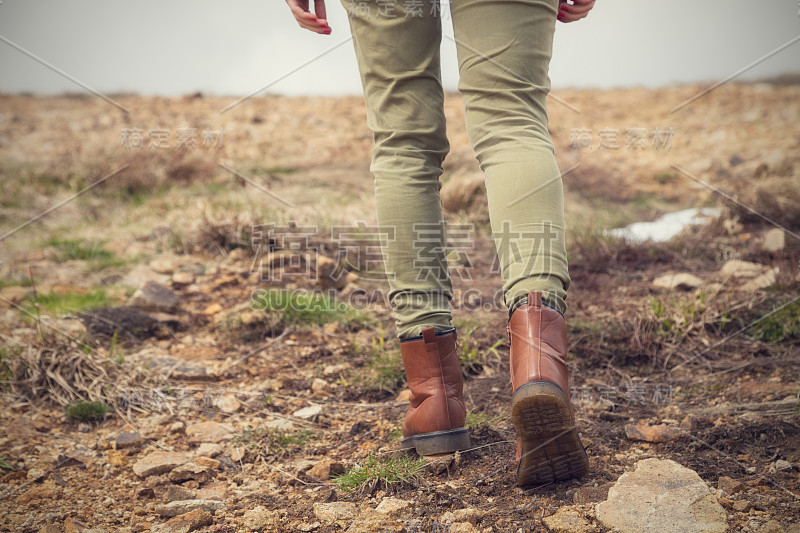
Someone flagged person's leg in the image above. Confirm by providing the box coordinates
[451,0,588,485]
[451,0,570,318]
[340,0,455,340]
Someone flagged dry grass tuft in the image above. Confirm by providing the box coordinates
[189,211,258,255]
[725,175,800,230]
[112,150,218,193]
[4,336,161,408]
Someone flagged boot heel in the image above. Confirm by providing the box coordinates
[401,428,470,456]
[511,381,589,486]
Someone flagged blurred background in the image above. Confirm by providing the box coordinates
[1,0,799,95]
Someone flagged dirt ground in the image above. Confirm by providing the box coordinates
[0,81,799,532]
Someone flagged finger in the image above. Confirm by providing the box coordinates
[297,19,331,33]
[558,2,594,16]
[314,0,327,21]
[558,2,594,22]
[298,18,331,34]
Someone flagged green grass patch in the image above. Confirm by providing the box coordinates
[0,455,14,471]
[361,331,405,394]
[44,237,127,271]
[456,326,503,376]
[465,410,505,428]
[66,401,112,421]
[333,454,426,493]
[22,288,110,317]
[0,276,34,289]
[747,301,800,343]
[0,347,16,381]
[250,289,373,330]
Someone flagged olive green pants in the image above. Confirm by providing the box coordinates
[342,0,570,339]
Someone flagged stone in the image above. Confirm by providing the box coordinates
[653,273,704,291]
[311,378,329,395]
[151,509,212,533]
[375,497,412,515]
[732,500,751,512]
[719,260,766,279]
[293,405,323,420]
[717,476,744,495]
[163,484,196,502]
[624,421,683,443]
[26,468,47,482]
[265,418,295,431]
[120,264,170,288]
[740,268,778,291]
[63,517,89,533]
[345,510,404,533]
[243,506,281,530]
[186,421,234,443]
[171,272,195,285]
[196,481,228,501]
[168,462,213,483]
[770,459,793,473]
[596,458,727,533]
[147,355,209,381]
[307,459,345,481]
[128,281,180,313]
[761,228,785,253]
[38,526,61,533]
[542,507,594,533]
[203,303,222,315]
[451,508,484,525]
[195,457,220,469]
[313,502,357,524]
[150,257,177,275]
[758,521,786,533]
[132,452,190,478]
[215,393,241,414]
[195,443,222,457]
[323,363,351,376]
[680,414,697,431]
[154,499,224,518]
[16,484,60,504]
[114,430,143,449]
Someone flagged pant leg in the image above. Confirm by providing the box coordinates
[451,0,570,317]
[341,0,455,339]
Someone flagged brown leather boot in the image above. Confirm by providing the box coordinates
[507,291,589,486]
[399,326,471,455]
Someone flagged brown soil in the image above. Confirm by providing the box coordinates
[0,82,799,532]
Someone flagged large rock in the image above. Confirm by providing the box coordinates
[761,228,785,253]
[596,458,727,533]
[653,273,704,291]
[146,354,209,381]
[151,509,212,533]
[154,499,224,518]
[186,421,234,443]
[128,281,180,313]
[313,502,357,525]
[132,452,190,478]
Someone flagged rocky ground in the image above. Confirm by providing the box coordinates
[0,81,799,532]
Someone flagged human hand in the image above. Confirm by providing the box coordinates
[286,0,331,34]
[557,0,595,22]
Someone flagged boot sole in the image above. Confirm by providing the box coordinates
[400,428,471,456]
[512,381,589,487]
